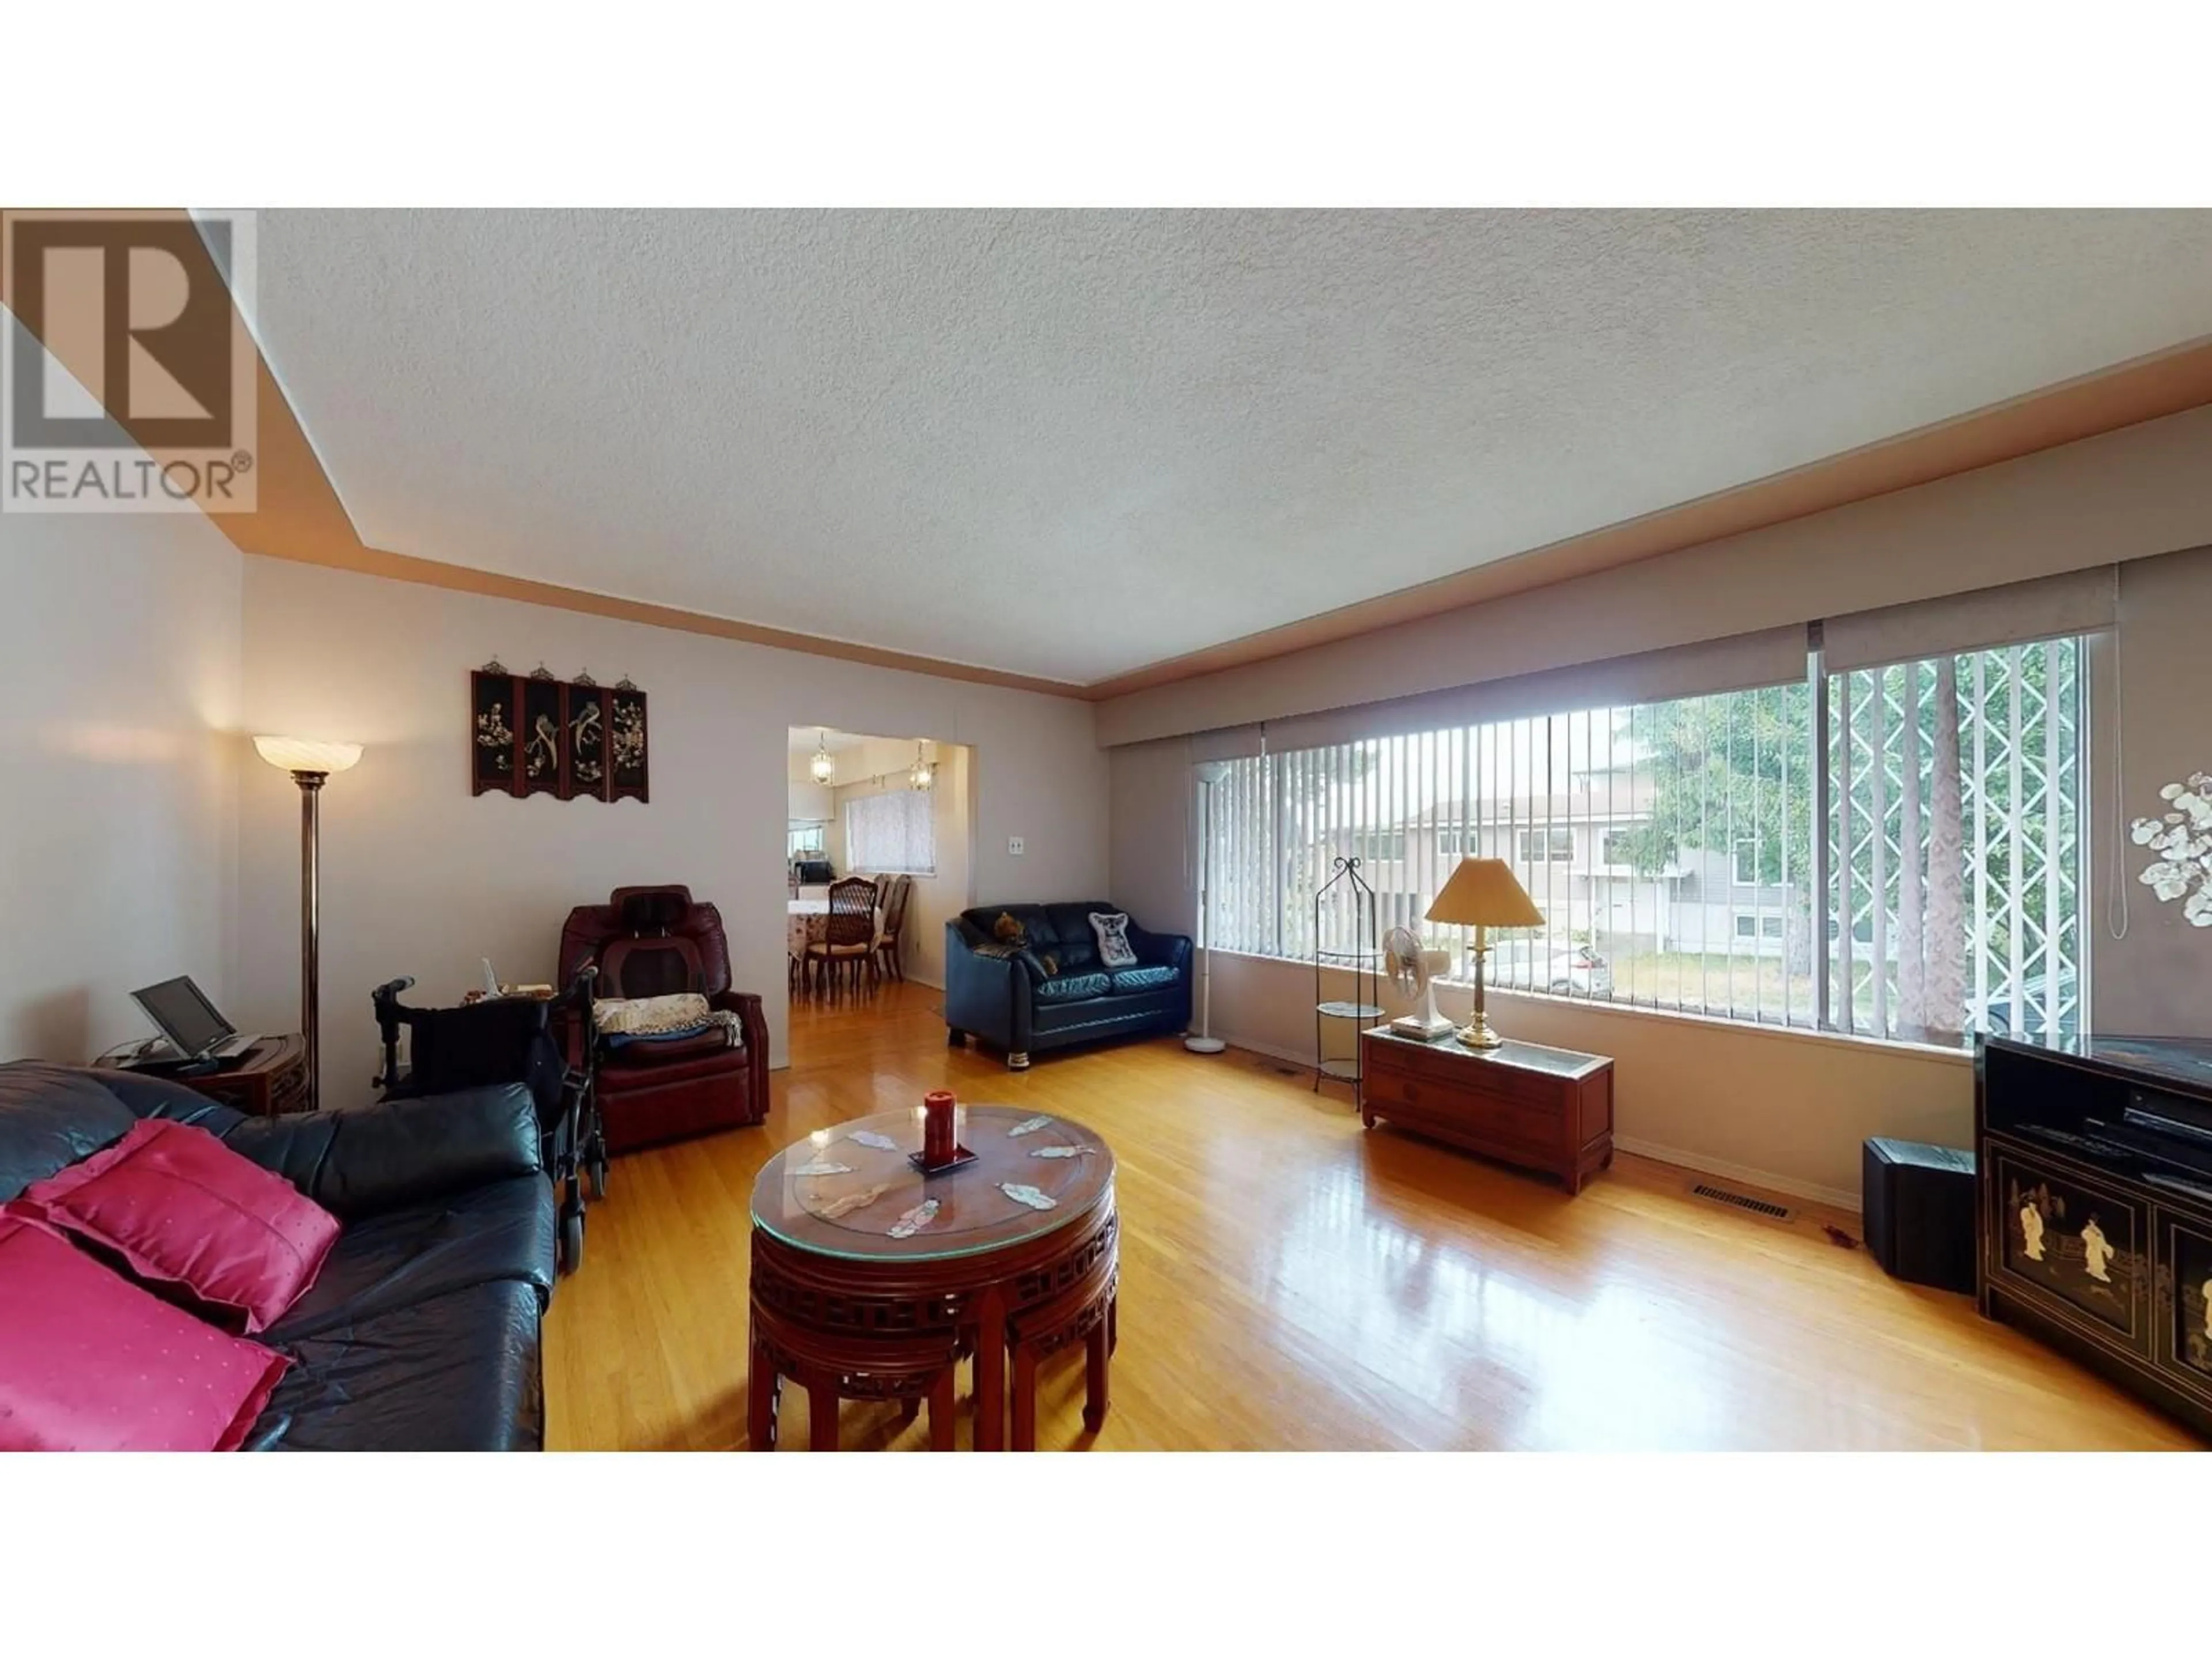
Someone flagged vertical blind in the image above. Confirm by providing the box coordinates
[1207,683,1821,1026]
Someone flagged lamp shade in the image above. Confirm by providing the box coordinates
[1425,858,1546,929]
[253,735,362,775]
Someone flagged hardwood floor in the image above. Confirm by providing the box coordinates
[543,980,2200,1450]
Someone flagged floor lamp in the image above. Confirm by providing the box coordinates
[253,736,362,1111]
[1185,761,1230,1055]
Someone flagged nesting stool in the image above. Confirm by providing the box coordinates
[1005,1257,1119,1451]
[747,1299,966,1451]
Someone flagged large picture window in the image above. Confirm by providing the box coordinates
[1828,638,2084,1044]
[1200,637,2086,1050]
[844,790,935,876]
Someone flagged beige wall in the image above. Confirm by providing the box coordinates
[786,777,834,822]
[1108,737,1199,939]
[0,389,243,1060]
[830,743,973,987]
[821,737,925,791]
[1098,403,2212,747]
[2096,544,2212,1034]
[234,556,1106,1084]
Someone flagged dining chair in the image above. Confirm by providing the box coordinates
[873,875,912,984]
[807,876,878,998]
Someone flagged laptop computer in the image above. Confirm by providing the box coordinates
[128,975,261,1065]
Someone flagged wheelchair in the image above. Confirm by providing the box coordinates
[370,966,605,1273]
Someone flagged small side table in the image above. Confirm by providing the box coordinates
[99,1035,311,1117]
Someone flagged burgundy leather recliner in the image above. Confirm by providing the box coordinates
[556,886,769,1153]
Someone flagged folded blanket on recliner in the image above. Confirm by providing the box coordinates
[595,992,712,1035]
[593,994,744,1050]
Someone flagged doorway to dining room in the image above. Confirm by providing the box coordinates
[786,726,972,1055]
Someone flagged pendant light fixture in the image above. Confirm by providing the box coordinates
[809,730,835,785]
[908,741,936,792]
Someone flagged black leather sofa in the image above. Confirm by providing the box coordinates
[0,1060,554,1452]
[944,902,1192,1070]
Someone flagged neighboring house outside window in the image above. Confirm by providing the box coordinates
[1518,827,1575,862]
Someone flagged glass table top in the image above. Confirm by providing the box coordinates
[750,1105,1115,1262]
[1366,1025,1611,1077]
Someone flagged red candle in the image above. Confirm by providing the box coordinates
[923,1090,956,1165]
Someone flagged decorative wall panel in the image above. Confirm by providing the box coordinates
[471,662,648,802]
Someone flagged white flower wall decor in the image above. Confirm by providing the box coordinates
[2131,771,2212,929]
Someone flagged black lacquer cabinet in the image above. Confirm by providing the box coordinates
[1978,1034,2212,1442]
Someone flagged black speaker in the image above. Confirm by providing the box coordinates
[1863,1137,1977,1293]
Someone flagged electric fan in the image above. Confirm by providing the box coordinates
[1382,926,1455,1041]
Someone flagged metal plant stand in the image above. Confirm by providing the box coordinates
[1313,857,1380,1105]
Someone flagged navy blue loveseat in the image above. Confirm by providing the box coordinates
[943,902,1192,1070]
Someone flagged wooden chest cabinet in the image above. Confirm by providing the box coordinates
[1361,1028,1614,1195]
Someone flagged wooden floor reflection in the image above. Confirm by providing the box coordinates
[543,979,2199,1451]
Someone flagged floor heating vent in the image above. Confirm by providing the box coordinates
[1690,1181,1794,1222]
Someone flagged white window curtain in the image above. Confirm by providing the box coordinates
[846,790,935,876]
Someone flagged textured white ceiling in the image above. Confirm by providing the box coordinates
[250,210,2212,684]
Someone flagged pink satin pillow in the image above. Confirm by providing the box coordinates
[18,1118,339,1334]
[0,1211,290,1451]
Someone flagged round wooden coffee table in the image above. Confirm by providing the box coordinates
[747,1105,1117,1450]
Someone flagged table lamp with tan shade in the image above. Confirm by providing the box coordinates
[1424,858,1546,1050]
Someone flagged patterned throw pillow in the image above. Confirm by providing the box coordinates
[1089,912,1139,970]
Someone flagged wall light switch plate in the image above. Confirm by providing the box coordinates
[1008,836,1025,857]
